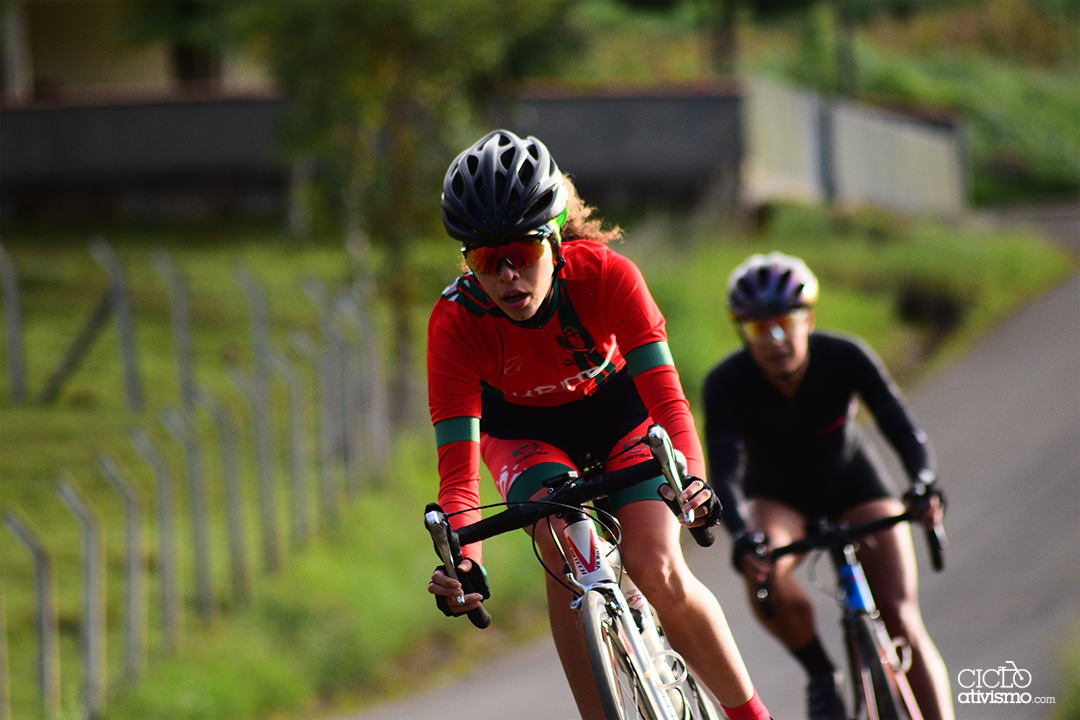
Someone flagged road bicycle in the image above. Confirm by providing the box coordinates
[425,424,723,720]
[755,490,946,720]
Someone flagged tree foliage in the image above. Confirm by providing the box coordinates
[116,0,582,426]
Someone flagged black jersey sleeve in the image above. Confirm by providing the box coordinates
[845,336,937,484]
[702,358,750,536]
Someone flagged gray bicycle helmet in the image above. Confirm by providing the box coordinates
[727,252,819,319]
[441,129,568,246]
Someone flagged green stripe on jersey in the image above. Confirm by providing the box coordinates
[624,341,674,375]
[434,416,480,447]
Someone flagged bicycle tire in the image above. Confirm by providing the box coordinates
[683,674,723,720]
[582,589,667,720]
[848,613,908,720]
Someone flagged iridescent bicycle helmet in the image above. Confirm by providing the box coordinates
[441,129,568,246]
[727,252,819,319]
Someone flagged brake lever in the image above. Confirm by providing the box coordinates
[424,504,491,629]
[645,425,714,547]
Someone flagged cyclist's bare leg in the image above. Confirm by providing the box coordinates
[524,496,608,719]
[616,498,756,709]
[842,498,955,720]
[743,498,818,650]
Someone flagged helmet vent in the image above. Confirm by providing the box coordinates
[533,189,554,216]
[451,174,464,197]
[465,196,482,223]
[518,162,534,184]
[466,155,479,175]
[499,147,515,171]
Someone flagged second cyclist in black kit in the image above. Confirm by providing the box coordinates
[703,252,954,720]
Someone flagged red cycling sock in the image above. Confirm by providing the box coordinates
[721,687,771,720]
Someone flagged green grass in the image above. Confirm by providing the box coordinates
[0,206,1075,720]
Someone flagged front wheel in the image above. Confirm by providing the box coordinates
[683,674,723,720]
[581,589,669,720]
[847,613,910,720]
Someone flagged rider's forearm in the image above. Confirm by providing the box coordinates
[631,363,707,479]
[435,436,484,564]
[873,400,937,484]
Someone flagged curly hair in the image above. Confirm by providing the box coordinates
[559,175,623,245]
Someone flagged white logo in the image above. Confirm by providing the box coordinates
[957,662,1055,706]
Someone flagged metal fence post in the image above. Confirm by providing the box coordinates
[196,388,251,605]
[336,294,365,495]
[304,279,346,514]
[346,242,391,484]
[89,238,143,410]
[228,368,281,574]
[234,267,281,572]
[0,241,27,404]
[151,249,196,413]
[3,511,60,720]
[162,408,216,623]
[271,349,311,549]
[56,478,105,720]
[97,454,146,684]
[291,330,338,530]
[130,429,180,654]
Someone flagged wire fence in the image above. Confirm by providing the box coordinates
[0,238,390,720]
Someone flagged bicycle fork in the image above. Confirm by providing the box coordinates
[563,514,685,718]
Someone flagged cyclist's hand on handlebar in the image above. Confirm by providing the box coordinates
[659,478,721,528]
[429,559,489,617]
[903,482,946,530]
[732,530,772,584]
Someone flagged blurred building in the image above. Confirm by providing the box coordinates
[1,0,967,224]
[1,0,287,221]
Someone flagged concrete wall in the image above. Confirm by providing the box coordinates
[0,95,287,219]
[0,88,745,220]
[743,78,969,218]
[0,81,968,222]
[501,86,743,209]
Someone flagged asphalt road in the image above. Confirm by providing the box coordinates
[348,204,1079,720]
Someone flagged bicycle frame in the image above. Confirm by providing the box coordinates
[760,510,945,720]
[830,537,923,720]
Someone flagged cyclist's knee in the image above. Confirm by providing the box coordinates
[625,554,693,605]
[878,597,927,641]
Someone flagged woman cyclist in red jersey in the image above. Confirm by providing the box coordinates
[425,129,770,720]
[702,252,954,720]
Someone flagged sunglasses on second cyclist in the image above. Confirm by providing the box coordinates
[738,307,812,343]
[462,224,559,276]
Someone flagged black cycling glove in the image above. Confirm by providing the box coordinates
[434,562,490,618]
[731,529,769,574]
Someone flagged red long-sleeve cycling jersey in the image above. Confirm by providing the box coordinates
[427,240,704,561]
